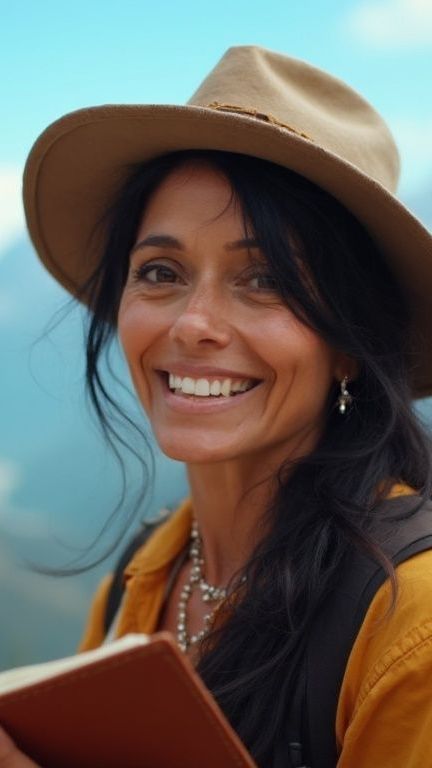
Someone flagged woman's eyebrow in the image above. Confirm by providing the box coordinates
[225,237,259,251]
[130,234,260,254]
[131,234,182,253]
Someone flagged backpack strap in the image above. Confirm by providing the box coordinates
[103,519,166,635]
[302,496,432,768]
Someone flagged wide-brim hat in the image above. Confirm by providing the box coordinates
[23,45,432,397]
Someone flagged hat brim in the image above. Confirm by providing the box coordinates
[23,104,432,396]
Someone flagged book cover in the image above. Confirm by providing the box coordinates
[0,633,256,768]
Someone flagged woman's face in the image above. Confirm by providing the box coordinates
[118,162,350,465]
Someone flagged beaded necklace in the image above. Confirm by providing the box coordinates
[177,520,235,653]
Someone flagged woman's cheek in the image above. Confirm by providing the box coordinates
[118,298,151,362]
[117,302,148,405]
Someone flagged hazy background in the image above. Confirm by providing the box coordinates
[1,0,431,669]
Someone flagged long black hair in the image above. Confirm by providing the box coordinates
[78,149,432,766]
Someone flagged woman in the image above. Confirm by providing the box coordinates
[2,45,432,767]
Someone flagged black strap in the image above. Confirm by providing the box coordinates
[303,497,432,768]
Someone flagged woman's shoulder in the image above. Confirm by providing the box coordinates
[77,572,114,652]
[339,492,432,712]
[78,499,193,652]
[351,546,432,687]
[336,545,432,764]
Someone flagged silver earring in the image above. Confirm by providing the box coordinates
[337,376,352,415]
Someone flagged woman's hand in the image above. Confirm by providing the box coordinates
[0,727,41,767]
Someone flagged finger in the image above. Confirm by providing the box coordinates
[0,727,41,767]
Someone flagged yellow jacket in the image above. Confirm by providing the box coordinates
[80,495,432,767]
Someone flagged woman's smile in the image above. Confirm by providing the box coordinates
[118,161,349,464]
[155,368,264,414]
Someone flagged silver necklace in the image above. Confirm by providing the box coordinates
[176,520,228,653]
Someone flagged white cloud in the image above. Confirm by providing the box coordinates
[0,459,20,507]
[0,539,87,620]
[0,459,51,537]
[0,166,25,257]
[346,0,432,47]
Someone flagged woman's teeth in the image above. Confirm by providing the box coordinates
[167,373,256,397]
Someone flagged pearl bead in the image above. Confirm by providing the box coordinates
[175,517,246,652]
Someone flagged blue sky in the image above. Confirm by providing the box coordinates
[1,0,431,253]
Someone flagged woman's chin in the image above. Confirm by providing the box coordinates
[155,433,240,464]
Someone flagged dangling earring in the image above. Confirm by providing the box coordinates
[337,376,352,415]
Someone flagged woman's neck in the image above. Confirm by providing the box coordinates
[185,426,324,585]
[186,458,277,585]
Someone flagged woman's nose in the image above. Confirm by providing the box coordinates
[168,291,232,348]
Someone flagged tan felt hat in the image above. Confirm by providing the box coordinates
[23,45,432,396]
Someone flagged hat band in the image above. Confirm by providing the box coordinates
[205,101,314,142]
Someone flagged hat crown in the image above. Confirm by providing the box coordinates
[189,46,400,192]
[23,44,432,395]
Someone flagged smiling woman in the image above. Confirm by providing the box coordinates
[118,160,352,467]
[10,45,432,768]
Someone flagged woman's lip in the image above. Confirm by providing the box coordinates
[156,371,262,414]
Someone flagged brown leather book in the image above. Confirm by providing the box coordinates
[0,632,257,768]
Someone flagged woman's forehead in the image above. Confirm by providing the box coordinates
[135,162,249,242]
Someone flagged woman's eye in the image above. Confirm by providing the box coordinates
[132,264,179,284]
[246,273,278,291]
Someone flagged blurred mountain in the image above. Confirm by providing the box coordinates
[0,235,187,531]
[0,235,187,668]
